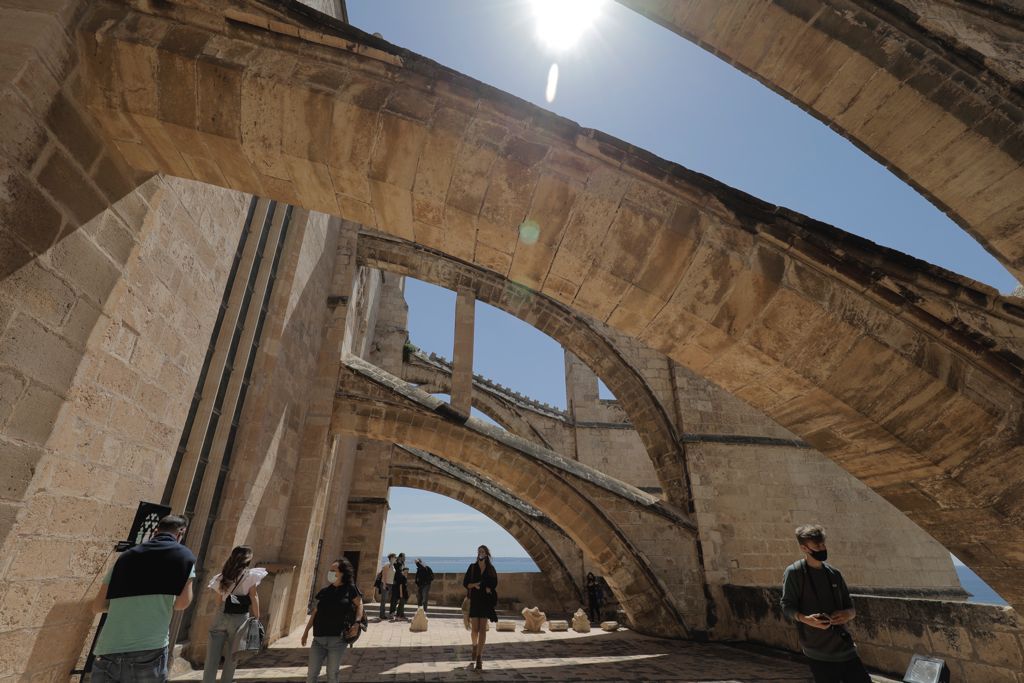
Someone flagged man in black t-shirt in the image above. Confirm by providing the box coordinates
[781,524,871,683]
[302,559,363,683]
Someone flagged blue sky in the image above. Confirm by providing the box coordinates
[347,0,1016,576]
[381,487,533,558]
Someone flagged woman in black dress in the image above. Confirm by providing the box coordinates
[462,545,498,670]
[585,572,604,622]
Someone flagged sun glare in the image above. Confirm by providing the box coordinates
[545,63,559,102]
[529,0,606,53]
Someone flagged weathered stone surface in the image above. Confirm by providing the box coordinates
[601,621,620,632]
[618,0,1024,282]
[63,0,1024,617]
[572,609,591,633]
[409,607,428,632]
[522,607,547,633]
[2,2,1023,681]
[495,620,516,632]
[548,620,569,632]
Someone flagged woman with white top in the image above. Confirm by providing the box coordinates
[203,545,267,683]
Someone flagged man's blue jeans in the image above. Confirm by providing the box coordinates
[92,647,168,683]
[417,583,432,612]
[306,636,347,683]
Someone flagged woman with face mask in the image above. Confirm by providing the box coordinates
[301,558,363,683]
[203,545,267,683]
[462,545,498,670]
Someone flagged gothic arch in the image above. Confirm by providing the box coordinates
[388,448,584,610]
[334,356,706,637]
[361,232,688,504]
[16,0,1022,608]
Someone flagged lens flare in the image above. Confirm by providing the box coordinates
[519,219,540,245]
[545,63,559,103]
[529,0,606,53]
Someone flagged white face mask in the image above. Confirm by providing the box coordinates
[327,571,338,583]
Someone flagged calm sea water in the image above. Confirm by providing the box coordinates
[382,556,540,573]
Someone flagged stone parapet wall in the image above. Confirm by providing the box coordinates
[418,572,575,616]
[716,584,1023,683]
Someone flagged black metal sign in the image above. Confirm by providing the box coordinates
[117,501,172,551]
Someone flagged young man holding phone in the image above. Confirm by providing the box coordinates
[781,524,871,683]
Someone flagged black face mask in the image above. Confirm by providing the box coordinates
[809,549,828,562]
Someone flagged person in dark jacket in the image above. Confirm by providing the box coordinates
[301,558,363,683]
[781,524,869,683]
[585,572,604,622]
[414,558,434,613]
[90,515,196,683]
[462,545,498,671]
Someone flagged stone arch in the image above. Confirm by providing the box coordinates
[334,357,705,636]
[360,232,690,505]
[619,0,1024,282]
[402,352,564,451]
[388,448,584,610]
[39,0,1024,609]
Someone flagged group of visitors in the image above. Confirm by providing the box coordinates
[89,515,363,683]
[373,552,435,621]
[88,513,869,683]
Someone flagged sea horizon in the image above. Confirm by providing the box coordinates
[381,555,540,573]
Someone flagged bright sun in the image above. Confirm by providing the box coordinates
[529,0,606,53]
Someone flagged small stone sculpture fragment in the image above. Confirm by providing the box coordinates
[521,606,547,633]
[548,620,569,632]
[496,620,516,632]
[600,620,619,632]
[409,607,428,632]
[571,608,591,633]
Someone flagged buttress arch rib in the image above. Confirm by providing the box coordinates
[618,0,1024,283]
[334,355,704,637]
[60,0,1024,610]
[366,232,686,501]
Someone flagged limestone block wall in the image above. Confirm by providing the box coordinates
[595,321,678,426]
[186,209,338,659]
[339,272,410,592]
[573,425,659,491]
[689,442,962,593]
[673,365,961,595]
[341,495,390,592]
[671,364,797,441]
[0,176,248,681]
[565,352,661,490]
[719,585,1023,683]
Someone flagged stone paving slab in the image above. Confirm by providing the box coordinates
[177,606,897,682]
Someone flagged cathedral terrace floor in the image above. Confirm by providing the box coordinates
[171,606,897,683]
